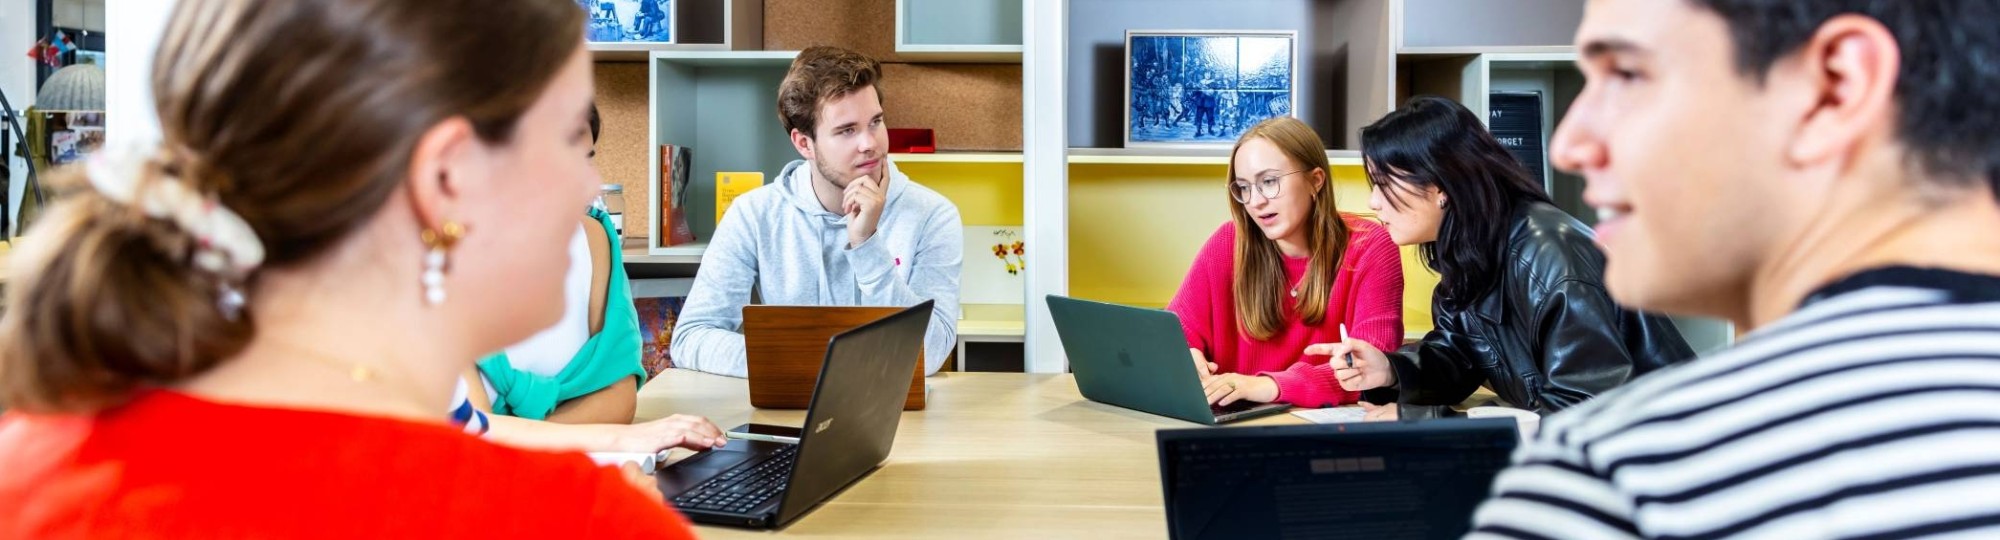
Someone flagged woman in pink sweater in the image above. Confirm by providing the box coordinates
[1168,117,1406,409]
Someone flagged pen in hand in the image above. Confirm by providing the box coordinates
[1339,323,1354,369]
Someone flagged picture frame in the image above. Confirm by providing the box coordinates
[1124,30,1299,149]
[579,0,674,44]
[43,111,106,166]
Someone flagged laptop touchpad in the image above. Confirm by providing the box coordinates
[672,447,759,473]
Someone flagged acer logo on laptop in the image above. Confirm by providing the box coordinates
[816,418,835,434]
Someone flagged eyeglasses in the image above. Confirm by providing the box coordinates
[1230,169,1310,204]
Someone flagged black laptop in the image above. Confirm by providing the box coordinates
[655,301,932,529]
[1156,418,1519,540]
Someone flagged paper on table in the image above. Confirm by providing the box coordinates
[1290,406,1367,424]
[1466,406,1540,440]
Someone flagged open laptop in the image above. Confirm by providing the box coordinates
[744,305,927,410]
[1156,418,1519,540]
[1046,295,1291,425]
[655,301,932,529]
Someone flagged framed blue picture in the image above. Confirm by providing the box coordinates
[580,0,674,44]
[1125,30,1298,148]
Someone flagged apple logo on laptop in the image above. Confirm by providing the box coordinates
[1117,350,1134,367]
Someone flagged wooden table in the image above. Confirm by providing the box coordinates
[635,370,1303,538]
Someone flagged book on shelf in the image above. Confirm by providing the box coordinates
[658,144,697,246]
[715,171,765,224]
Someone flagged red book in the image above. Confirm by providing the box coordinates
[658,144,697,246]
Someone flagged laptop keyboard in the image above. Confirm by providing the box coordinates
[671,445,797,515]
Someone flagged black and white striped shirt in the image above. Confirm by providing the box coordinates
[1468,267,2000,539]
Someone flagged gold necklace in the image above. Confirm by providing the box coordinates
[267,340,419,392]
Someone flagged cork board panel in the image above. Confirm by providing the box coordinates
[881,63,1023,151]
[763,0,897,60]
[594,63,655,241]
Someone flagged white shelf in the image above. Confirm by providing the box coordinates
[626,243,707,265]
[891,151,1024,164]
[590,42,727,62]
[589,0,764,61]
[895,46,1024,63]
[629,277,697,299]
[1067,148,1363,166]
[1397,45,1574,57]
[650,49,800,65]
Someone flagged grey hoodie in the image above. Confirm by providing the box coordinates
[671,159,963,377]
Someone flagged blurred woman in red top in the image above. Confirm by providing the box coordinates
[1168,117,1406,409]
[0,0,699,538]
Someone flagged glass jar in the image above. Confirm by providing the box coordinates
[596,184,626,237]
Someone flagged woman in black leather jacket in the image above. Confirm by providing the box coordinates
[1309,96,1694,420]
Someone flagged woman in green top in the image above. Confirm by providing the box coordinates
[454,105,726,453]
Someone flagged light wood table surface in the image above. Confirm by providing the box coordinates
[635,369,1303,539]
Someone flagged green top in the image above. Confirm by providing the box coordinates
[477,207,646,420]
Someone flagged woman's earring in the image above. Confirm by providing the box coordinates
[419,221,467,306]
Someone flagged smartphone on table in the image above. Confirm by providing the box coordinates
[726,423,802,444]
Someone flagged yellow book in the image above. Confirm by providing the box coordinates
[715,171,765,224]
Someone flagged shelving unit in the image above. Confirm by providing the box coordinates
[624,243,707,265]
[956,304,1027,372]
[643,50,800,255]
[896,0,1026,63]
[1013,0,1606,372]
[590,0,764,62]
[890,151,1025,164]
[609,0,1724,373]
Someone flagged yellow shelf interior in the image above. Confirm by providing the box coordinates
[1066,162,1438,334]
[878,159,1439,335]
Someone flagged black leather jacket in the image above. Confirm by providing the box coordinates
[1362,203,1694,418]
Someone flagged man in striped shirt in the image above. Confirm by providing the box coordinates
[1468,1,2000,538]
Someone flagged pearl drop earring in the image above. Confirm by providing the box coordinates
[419,221,467,306]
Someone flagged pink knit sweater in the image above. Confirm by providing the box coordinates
[1167,217,1406,408]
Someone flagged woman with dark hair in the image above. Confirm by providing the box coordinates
[1310,96,1692,420]
[0,0,697,536]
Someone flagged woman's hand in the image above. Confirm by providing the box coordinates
[1202,373,1279,406]
[1306,339,1396,391]
[1190,348,1218,381]
[1358,401,1400,422]
[606,414,728,453]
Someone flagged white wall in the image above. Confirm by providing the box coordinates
[105,0,170,148]
[2,0,34,233]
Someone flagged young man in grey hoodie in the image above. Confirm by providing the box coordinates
[671,46,963,377]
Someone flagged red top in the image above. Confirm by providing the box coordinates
[1168,218,1406,408]
[0,390,697,539]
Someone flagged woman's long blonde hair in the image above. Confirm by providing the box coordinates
[1227,117,1349,341]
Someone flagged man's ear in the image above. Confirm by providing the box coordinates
[1785,14,1902,169]
[791,128,815,161]
[405,116,480,232]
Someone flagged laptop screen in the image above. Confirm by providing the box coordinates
[1156,419,1518,540]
